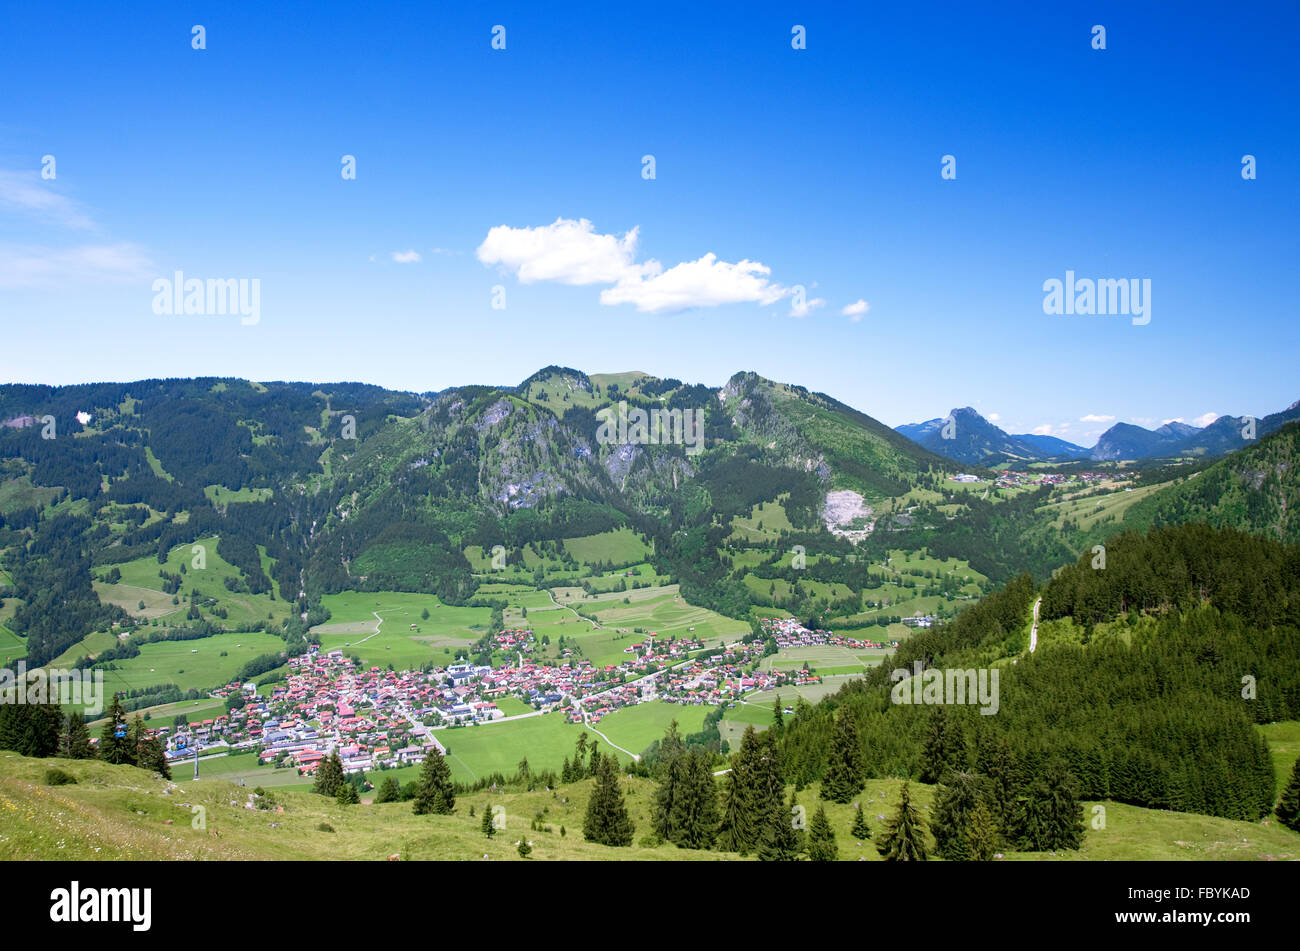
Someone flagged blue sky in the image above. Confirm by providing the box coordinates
[1,1,1296,446]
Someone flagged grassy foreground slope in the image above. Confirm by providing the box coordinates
[3,753,1296,861]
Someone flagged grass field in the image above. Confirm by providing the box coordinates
[590,701,711,757]
[101,534,293,630]
[204,485,273,506]
[549,583,749,667]
[3,753,1297,861]
[742,673,863,707]
[562,527,651,566]
[83,631,288,700]
[1259,720,1300,797]
[312,592,489,667]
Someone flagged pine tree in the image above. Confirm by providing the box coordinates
[932,771,994,860]
[583,751,634,847]
[717,726,760,853]
[572,731,590,780]
[807,803,838,861]
[920,706,968,784]
[136,732,171,778]
[99,694,132,765]
[851,802,872,840]
[771,697,784,736]
[651,721,689,841]
[411,746,456,815]
[877,783,929,861]
[337,781,360,805]
[481,803,496,837]
[668,750,720,849]
[313,750,345,797]
[1277,758,1300,832]
[652,752,684,842]
[60,711,93,759]
[374,776,401,803]
[757,796,801,861]
[820,709,864,803]
[1012,760,1084,851]
[966,798,1000,860]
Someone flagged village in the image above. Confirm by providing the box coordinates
[156,617,889,778]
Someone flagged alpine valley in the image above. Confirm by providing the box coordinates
[1,367,1298,862]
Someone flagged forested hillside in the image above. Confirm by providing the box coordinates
[776,523,1300,824]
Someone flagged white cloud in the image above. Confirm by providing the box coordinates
[1191,411,1219,427]
[1031,424,1054,436]
[987,413,1001,422]
[1080,413,1114,423]
[1162,417,1185,425]
[477,217,651,286]
[841,299,870,320]
[391,249,422,264]
[477,217,797,314]
[0,169,94,230]
[601,254,790,314]
[0,242,154,289]
[788,296,826,318]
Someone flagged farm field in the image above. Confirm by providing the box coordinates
[82,631,288,701]
[588,700,711,758]
[742,673,864,708]
[88,695,229,728]
[759,644,888,674]
[562,527,651,565]
[312,592,490,667]
[102,534,293,629]
[435,714,634,783]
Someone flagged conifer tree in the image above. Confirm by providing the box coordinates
[1012,760,1084,851]
[98,694,132,765]
[1277,758,1300,832]
[583,752,634,846]
[851,802,872,840]
[651,721,689,842]
[411,746,456,815]
[932,770,993,860]
[920,706,968,784]
[807,803,838,861]
[717,726,760,853]
[337,780,360,805]
[374,776,401,803]
[136,731,171,778]
[481,803,496,837]
[60,711,93,759]
[668,750,720,850]
[877,782,929,861]
[821,709,864,803]
[757,796,801,861]
[966,798,1000,860]
[771,697,784,736]
[313,749,345,797]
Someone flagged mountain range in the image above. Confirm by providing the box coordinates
[896,400,1300,466]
